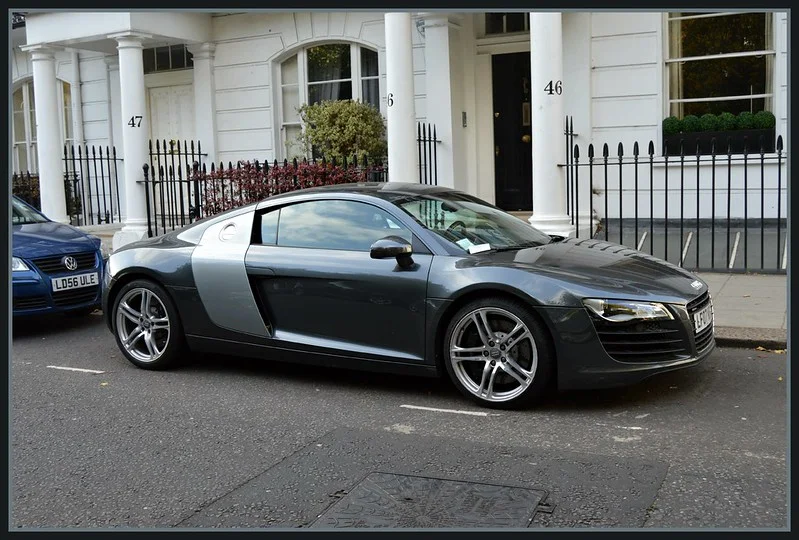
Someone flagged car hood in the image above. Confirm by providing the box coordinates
[12,222,99,259]
[474,237,706,302]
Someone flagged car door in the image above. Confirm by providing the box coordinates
[244,198,433,364]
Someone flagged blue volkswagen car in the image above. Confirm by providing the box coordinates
[12,196,107,317]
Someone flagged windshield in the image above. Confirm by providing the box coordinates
[394,192,552,253]
[12,197,49,225]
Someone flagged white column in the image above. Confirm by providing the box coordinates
[187,42,218,165]
[104,55,125,221]
[384,13,419,183]
[423,13,457,189]
[69,50,84,145]
[528,13,572,237]
[110,33,151,249]
[25,45,69,223]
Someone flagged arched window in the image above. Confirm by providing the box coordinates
[279,43,380,159]
[12,79,73,173]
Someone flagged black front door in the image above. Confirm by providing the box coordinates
[492,52,532,212]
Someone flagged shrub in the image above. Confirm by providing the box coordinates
[296,100,387,162]
[699,113,720,132]
[681,115,701,133]
[737,111,756,130]
[662,116,682,136]
[753,110,776,129]
[717,112,737,131]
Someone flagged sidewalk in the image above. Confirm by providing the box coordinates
[696,272,789,349]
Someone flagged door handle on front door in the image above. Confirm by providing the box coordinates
[495,145,500,156]
[521,135,531,143]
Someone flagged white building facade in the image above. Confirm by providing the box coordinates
[12,11,789,251]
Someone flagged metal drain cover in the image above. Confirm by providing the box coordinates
[312,472,547,528]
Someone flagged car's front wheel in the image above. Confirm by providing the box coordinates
[443,297,554,409]
[112,279,186,370]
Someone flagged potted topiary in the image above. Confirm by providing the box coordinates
[663,110,776,155]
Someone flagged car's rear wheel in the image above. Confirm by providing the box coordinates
[112,279,186,370]
[443,297,554,409]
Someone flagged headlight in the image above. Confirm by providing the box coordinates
[12,257,30,272]
[583,298,674,322]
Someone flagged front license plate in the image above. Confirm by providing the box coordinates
[51,272,99,292]
[693,304,713,333]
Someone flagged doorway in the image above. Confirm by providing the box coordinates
[492,52,532,212]
[148,84,195,147]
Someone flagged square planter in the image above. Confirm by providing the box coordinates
[663,128,775,156]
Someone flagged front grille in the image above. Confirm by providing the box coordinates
[594,318,691,363]
[52,287,99,307]
[687,291,715,353]
[31,251,97,275]
[13,296,49,310]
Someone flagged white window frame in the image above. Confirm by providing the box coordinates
[12,79,73,174]
[276,43,381,160]
[665,11,776,118]
[482,12,530,37]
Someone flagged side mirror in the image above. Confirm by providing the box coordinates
[370,236,414,268]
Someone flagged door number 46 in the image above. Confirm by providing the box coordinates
[128,116,143,127]
[544,81,563,95]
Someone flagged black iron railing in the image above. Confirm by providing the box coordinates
[63,144,123,226]
[563,116,787,273]
[143,155,388,238]
[417,122,440,185]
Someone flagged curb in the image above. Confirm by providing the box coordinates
[714,326,788,350]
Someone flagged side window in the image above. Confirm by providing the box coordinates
[259,209,280,245]
[276,200,412,251]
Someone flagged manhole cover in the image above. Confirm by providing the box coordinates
[312,472,546,528]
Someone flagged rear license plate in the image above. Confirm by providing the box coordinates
[693,304,713,333]
[51,272,99,292]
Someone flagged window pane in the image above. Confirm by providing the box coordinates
[277,200,411,251]
[284,124,304,160]
[361,48,379,77]
[669,13,768,58]
[362,79,380,110]
[155,46,171,71]
[13,88,24,113]
[13,112,26,143]
[170,45,186,69]
[186,49,194,68]
[308,81,352,105]
[485,13,505,34]
[14,145,28,172]
[505,13,525,33]
[670,97,766,118]
[62,82,73,139]
[143,48,156,74]
[260,210,279,245]
[28,85,36,142]
[307,44,351,82]
[282,85,301,123]
[669,55,768,101]
[281,55,299,85]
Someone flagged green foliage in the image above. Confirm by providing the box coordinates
[737,111,756,130]
[296,100,387,162]
[717,112,738,131]
[681,115,701,133]
[699,113,720,132]
[753,110,776,129]
[662,116,682,136]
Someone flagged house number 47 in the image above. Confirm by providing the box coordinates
[127,116,143,127]
[544,81,563,95]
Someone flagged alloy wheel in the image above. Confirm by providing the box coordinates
[448,307,538,403]
[115,287,171,363]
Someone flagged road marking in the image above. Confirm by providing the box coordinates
[400,404,498,417]
[781,237,788,270]
[636,231,648,251]
[680,231,693,267]
[384,424,415,434]
[728,231,741,269]
[47,365,106,374]
[613,435,641,443]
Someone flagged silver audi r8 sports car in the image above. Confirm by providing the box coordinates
[103,183,715,408]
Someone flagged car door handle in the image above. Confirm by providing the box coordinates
[246,267,276,276]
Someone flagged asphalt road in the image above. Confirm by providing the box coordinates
[10,312,788,529]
